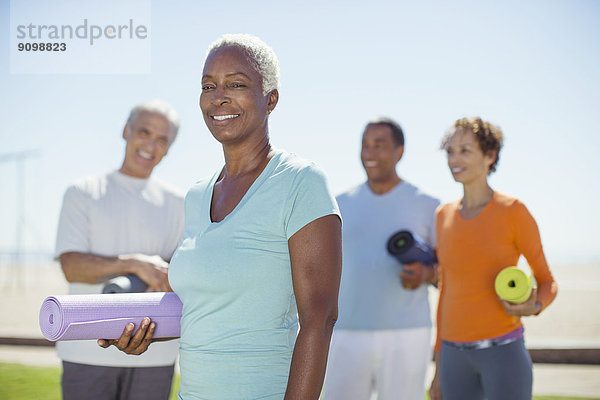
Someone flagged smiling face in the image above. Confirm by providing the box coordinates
[445,127,495,186]
[361,123,404,187]
[120,111,172,179]
[199,45,278,146]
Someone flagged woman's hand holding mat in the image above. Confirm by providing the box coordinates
[98,317,158,355]
[500,287,541,316]
[494,266,541,316]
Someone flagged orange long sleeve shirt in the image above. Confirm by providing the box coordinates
[435,192,557,350]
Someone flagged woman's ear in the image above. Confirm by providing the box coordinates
[266,89,279,114]
[484,150,497,172]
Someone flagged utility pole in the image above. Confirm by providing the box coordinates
[0,149,41,288]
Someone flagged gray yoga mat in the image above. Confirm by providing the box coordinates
[39,292,182,341]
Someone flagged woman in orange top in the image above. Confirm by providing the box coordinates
[428,117,558,400]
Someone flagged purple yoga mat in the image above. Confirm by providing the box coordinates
[39,292,182,341]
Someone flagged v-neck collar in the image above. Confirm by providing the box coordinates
[456,191,496,222]
[206,150,282,225]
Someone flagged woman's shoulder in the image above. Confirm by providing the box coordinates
[271,148,327,182]
[186,173,217,199]
[437,199,461,214]
[493,191,520,206]
[273,148,319,170]
[492,191,528,211]
[491,191,536,224]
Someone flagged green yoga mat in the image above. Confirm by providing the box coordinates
[494,266,532,304]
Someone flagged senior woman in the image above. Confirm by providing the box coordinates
[99,34,342,400]
[428,117,558,400]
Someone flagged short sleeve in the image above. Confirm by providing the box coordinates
[55,185,91,258]
[284,164,340,239]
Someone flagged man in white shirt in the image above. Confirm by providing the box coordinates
[55,100,185,400]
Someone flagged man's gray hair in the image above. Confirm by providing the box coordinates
[207,34,280,96]
[126,99,180,142]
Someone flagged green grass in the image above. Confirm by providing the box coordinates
[425,395,596,400]
[0,362,597,400]
[0,362,181,400]
[0,363,62,400]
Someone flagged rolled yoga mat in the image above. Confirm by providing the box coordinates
[102,274,148,294]
[386,230,436,265]
[494,266,533,304]
[39,292,182,341]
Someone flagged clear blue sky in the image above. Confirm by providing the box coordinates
[1,0,599,264]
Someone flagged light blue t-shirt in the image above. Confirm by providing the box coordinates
[169,149,339,400]
[335,181,439,330]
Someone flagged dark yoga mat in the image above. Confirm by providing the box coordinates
[102,274,148,294]
[386,230,436,265]
[39,292,182,341]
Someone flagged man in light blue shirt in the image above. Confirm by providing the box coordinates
[322,118,440,400]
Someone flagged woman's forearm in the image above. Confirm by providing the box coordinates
[284,318,335,400]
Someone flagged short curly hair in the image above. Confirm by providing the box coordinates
[441,117,504,174]
[206,34,280,96]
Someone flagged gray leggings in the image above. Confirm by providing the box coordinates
[62,361,175,400]
[440,338,532,400]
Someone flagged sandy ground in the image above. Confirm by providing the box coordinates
[1,261,599,398]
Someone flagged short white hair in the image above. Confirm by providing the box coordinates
[206,34,280,96]
[126,99,180,142]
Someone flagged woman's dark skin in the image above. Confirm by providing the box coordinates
[100,45,342,400]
